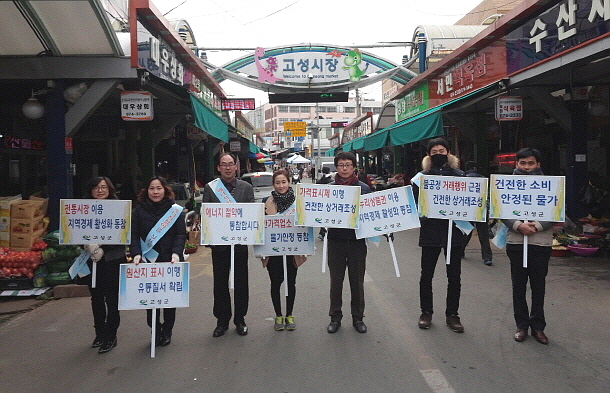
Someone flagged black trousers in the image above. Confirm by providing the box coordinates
[465,221,493,261]
[419,246,464,317]
[212,245,249,326]
[506,244,551,332]
[327,238,367,322]
[146,308,176,335]
[267,255,297,316]
[85,258,121,341]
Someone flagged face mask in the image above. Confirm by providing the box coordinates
[430,154,448,167]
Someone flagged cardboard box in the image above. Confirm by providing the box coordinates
[10,228,45,250]
[11,200,47,219]
[0,195,22,217]
[0,232,9,248]
[188,230,201,245]
[10,216,48,234]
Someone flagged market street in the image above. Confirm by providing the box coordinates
[1,228,610,393]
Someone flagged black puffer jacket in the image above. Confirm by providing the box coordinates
[130,198,187,262]
[417,155,468,247]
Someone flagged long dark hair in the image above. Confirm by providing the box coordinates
[85,176,117,199]
[137,176,175,202]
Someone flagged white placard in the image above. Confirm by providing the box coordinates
[489,175,565,222]
[295,184,360,229]
[355,186,420,239]
[418,176,488,222]
[200,203,265,245]
[253,215,315,257]
[118,262,189,310]
[121,91,153,121]
[59,199,131,244]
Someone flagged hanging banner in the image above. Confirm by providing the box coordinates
[253,215,315,257]
[355,186,420,239]
[489,175,565,222]
[200,203,265,245]
[59,199,131,245]
[418,176,488,222]
[118,262,189,310]
[295,184,360,229]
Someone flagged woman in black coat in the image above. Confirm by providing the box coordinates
[130,176,186,346]
[83,176,127,354]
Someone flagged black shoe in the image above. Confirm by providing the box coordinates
[327,321,341,334]
[353,320,367,333]
[159,332,172,346]
[213,325,228,337]
[236,323,248,336]
[98,337,117,354]
[91,336,103,348]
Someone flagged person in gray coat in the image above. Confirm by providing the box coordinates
[202,153,255,338]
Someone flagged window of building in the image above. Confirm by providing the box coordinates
[288,106,300,112]
[279,118,289,126]
[278,106,289,113]
[301,107,311,113]
[344,107,355,113]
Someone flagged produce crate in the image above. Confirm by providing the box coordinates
[0,277,32,290]
[11,200,47,219]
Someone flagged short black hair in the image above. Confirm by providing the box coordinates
[426,138,449,155]
[334,151,357,167]
[465,161,477,171]
[515,147,541,162]
[322,166,330,174]
[217,152,237,165]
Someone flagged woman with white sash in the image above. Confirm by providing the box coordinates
[131,176,186,347]
[261,169,306,331]
[82,176,127,354]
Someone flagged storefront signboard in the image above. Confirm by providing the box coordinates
[495,96,523,121]
[395,82,429,122]
[121,91,153,121]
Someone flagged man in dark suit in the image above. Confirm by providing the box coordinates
[202,153,255,337]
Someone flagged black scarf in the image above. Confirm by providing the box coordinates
[141,197,175,218]
[271,187,295,213]
[513,167,544,175]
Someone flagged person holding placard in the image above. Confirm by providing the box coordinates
[502,148,553,345]
[261,169,306,331]
[416,138,468,333]
[326,151,371,334]
[82,176,127,354]
[203,153,255,337]
[131,176,186,347]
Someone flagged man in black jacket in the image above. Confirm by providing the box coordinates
[415,138,468,333]
[202,153,255,337]
[326,152,371,334]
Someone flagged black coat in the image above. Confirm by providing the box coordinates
[130,198,187,262]
[417,160,468,248]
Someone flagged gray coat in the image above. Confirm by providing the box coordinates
[202,178,255,203]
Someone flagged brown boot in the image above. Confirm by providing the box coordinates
[446,315,464,333]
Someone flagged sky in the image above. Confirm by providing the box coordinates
[152,0,487,105]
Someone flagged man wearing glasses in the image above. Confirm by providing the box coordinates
[202,153,255,337]
[326,151,371,334]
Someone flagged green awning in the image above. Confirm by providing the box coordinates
[388,109,443,146]
[343,140,353,152]
[364,129,389,151]
[351,136,365,151]
[325,148,336,157]
[190,95,229,142]
[249,141,260,154]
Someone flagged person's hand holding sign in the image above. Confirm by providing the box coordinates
[517,221,538,236]
[133,255,142,265]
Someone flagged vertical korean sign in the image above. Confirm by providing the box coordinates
[118,263,190,310]
[489,175,565,222]
[200,203,265,245]
[295,184,360,229]
[59,199,131,245]
[253,215,314,257]
[418,176,488,222]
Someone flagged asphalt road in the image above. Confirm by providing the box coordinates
[1,229,610,393]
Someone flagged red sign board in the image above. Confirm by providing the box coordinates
[221,98,256,111]
[428,42,506,108]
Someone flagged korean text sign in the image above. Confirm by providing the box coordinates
[118,262,189,310]
[59,199,131,245]
[418,176,488,221]
[200,203,265,245]
[253,215,314,257]
[489,175,565,222]
[295,184,360,229]
[355,186,420,239]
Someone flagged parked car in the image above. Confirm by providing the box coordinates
[240,172,274,202]
[170,182,202,209]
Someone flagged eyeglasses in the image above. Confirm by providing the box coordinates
[219,163,235,167]
[94,186,108,191]
[336,164,353,168]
